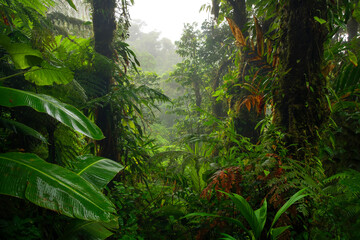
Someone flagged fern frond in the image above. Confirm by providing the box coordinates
[54,124,85,167]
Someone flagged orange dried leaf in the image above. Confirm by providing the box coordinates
[245,99,251,111]
[254,16,264,56]
[226,17,246,46]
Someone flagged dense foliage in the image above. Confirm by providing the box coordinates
[1,0,360,239]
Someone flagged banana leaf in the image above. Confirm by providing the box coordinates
[0,152,116,222]
[58,219,117,240]
[0,117,48,143]
[73,155,123,189]
[0,86,104,140]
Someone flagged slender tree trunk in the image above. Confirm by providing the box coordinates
[91,0,118,160]
[273,0,328,159]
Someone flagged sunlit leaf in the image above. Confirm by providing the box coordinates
[0,35,43,69]
[314,16,326,24]
[72,155,123,189]
[24,62,74,86]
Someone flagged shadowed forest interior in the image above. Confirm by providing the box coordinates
[1,0,360,239]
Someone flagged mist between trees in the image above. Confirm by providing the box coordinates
[0,0,360,239]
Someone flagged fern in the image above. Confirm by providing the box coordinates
[324,170,360,196]
[54,124,86,168]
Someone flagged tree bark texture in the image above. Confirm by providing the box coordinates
[92,0,118,160]
[273,0,328,157]
[227,0,247,32]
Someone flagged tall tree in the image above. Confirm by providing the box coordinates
[273,0,329,159]
[211,0,265,143]
[91,0,118,160]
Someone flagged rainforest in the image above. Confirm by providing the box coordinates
[0,0,360,239]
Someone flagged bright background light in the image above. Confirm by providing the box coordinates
[130,0,211,42]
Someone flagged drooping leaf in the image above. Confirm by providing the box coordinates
[254,16,264,56]
[72,155,123,189]
[226,17,246,46]
[0,117,48,143]
[271,188,309,228]
[24,62,74,86]
[58,219,117,240]
[0,87,104,140]
[0,152,116,222]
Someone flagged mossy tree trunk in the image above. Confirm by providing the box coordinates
[91,0,118,160]
[273,0,329,159]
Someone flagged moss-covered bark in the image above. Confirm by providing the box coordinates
[273,0,329,158]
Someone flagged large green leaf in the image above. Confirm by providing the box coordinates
[24,62,74,86]
[0,35,43,70]
[0,117,48,143]
[72,155,123,189]
[0,87,104,140]
[0,152,116,222]
[58,219,116,240]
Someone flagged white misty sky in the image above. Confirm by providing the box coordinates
[130,0,211,42]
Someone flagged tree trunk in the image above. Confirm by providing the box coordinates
[226,0,264,143]
[227,0,247,31]
[91,0,118,160]
[273,0,328,159]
